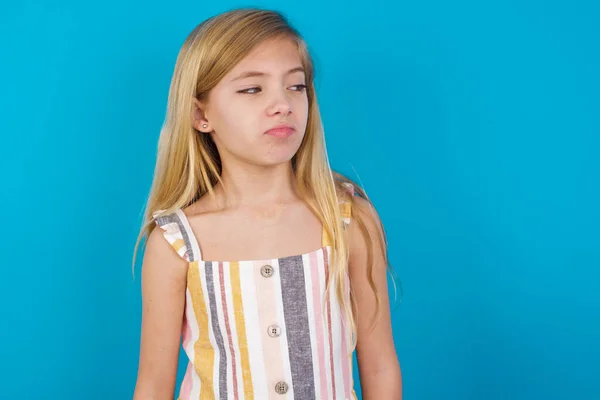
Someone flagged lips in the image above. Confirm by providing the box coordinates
[265,125,295,138]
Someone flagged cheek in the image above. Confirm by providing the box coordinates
[213,98,257,137]
[296,98,309,127]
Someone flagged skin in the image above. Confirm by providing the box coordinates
[133,36,401,399]
[348,197,403,399]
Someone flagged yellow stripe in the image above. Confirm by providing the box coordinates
[230,261,254,398]
[187,261,215,399]
[172,238,185,253]
[339,202,352,219]
[322,200,353,247]
[322,228,332,247]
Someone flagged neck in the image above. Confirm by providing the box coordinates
[214,160,298,209]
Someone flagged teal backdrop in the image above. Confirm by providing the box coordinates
[1,1,598,399]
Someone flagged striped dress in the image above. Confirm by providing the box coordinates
[152,184,357,400]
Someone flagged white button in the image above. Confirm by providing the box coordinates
[267,324,281,337]
[261,264,274,278]
[275,381,288,394]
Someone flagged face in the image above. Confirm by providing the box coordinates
[194,36,309,167]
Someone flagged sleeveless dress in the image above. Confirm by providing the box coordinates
[152,184,357,400]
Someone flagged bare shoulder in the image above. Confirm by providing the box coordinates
[347,195,385,258]
[133,224,188,398]
[350,194,380,221]
[345,193,401,395]
[143,224,188,275]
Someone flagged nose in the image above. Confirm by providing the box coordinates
[267,89,292,116]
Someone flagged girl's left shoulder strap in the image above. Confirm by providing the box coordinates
[339,182,355,229]
[321,181,357,247]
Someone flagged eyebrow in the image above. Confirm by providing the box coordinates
[230,66,306,82]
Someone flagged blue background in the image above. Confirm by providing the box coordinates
[1,1,598,399]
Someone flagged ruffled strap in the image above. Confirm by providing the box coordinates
[152,209,201,262]
[322,182,356,247]
[339,182,355,228]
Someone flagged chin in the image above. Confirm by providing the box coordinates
[261,145,302,166]
[261,155,296,168]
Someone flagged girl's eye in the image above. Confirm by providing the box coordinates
[290,84,307,92]
[238,87,261,94]
[237,84,307,95]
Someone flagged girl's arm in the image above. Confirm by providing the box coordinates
[349,197,402,399]
[133,227,188,400]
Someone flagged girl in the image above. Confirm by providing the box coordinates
[132,8,401,400]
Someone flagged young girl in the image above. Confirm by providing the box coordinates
[132,8,401,400]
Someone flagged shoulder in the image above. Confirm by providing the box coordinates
[342,188,387,272]
[145,223,179,259]
[347,196,384,246]
[148,209,194,266]
[143,222,188,280]
[331,174,382,234]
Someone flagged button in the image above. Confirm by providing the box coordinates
[267,324,281,337]
[275,381,288,394]
[261,264,274,278]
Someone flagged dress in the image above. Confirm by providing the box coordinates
[152,184,357,400]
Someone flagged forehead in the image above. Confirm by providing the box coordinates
[227,36,303,76]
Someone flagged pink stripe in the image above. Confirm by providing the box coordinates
[340,273,352,397]
[323,247,337,399]
[309,250,328,398]
[180,364,193,398]
[219,262,239,400]
[182,315,192,349]
[180,318,194,397]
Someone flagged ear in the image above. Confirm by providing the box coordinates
[192,98,212,132]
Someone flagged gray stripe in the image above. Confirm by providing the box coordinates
[155,213,195,261]
[205,261,228,399]
[279,255,316,399]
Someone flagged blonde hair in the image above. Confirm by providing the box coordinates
[132,8,396,352]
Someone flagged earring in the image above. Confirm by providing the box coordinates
[202,124,208,128]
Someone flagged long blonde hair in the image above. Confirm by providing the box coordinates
[132,7,395,351]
